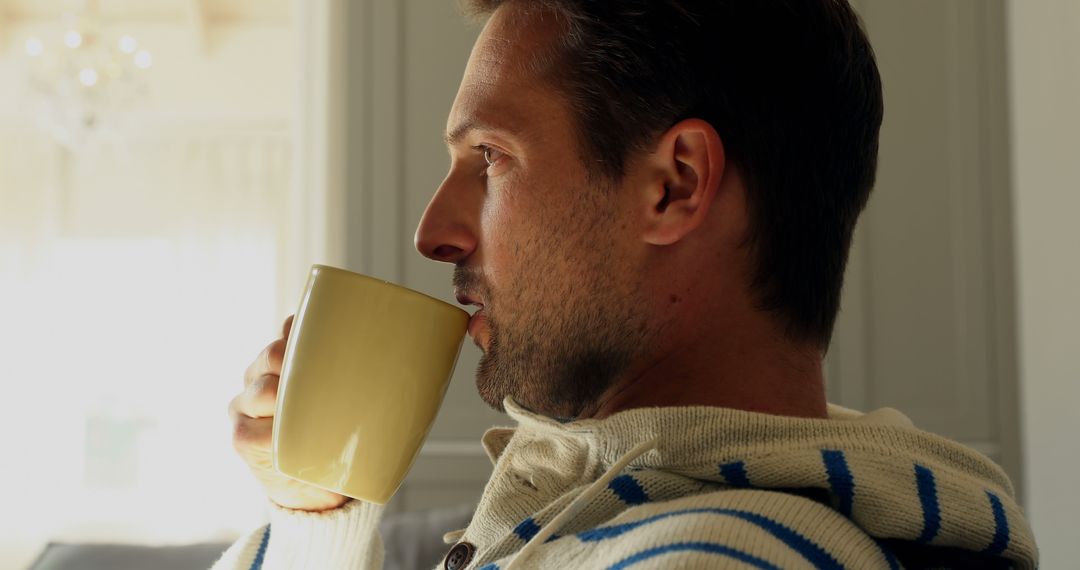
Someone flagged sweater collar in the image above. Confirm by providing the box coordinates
[494,396,1007,486]
[474,396,1036,569]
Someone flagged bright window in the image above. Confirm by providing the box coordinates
[0,130,292,565]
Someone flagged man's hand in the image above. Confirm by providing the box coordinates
[229,315,350,512]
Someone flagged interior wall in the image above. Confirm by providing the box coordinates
[836,0,1021,488]
[1008,0,1080,566]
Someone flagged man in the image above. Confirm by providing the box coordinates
[217,0,1038,568]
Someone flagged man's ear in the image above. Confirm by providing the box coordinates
[641,118,725,246]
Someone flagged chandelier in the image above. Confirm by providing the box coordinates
[24,0,153,149]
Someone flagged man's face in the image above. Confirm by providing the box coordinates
[414,7,652,418]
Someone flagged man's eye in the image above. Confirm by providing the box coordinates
[477,145,504,167]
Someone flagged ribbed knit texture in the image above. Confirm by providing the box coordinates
[213,398,1037,569]
[212,500,385,570]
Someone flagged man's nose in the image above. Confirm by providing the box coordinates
[414,175,478,264]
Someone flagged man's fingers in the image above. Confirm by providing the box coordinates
[282,315,295,339]
[232,414,273,454]
[264,338,286,375]
[240,316,294,388]
[231,374,280,418]
[244,338,287,386]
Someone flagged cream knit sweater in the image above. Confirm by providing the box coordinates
[212,398,1037,569]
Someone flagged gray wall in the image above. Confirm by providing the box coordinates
[1009,0,1080,565]
[831,0,1020,486]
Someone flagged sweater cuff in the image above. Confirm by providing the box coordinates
[263,499,386,570]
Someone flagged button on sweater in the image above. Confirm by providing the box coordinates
[212,398,1037,569]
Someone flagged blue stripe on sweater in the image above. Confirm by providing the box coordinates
[875,539,901,570]
[609,474,650,505]
[914,464,941,543]
[514,517,541,542]
[719,460,752,488]
[576,507,843,570]
[248,525,270,570]
[984,490,1010,555]
[822,449,855,517]
[604,541,783,570]
[476,564,499,570]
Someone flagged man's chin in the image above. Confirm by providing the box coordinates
[474,365,544,416]
[472,339,624,419]
[474,355,507,412]
[474,373,592,419]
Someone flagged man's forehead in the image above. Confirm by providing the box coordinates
[461,12,547,91]
[465,36,517,85]
[446,9,561,145]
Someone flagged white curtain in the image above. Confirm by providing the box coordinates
[0,127,292,567]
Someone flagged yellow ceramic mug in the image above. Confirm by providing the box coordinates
[272,265,469,504]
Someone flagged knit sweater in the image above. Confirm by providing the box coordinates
[211,398,1038,569]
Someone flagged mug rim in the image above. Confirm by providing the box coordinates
[310,264,469,318]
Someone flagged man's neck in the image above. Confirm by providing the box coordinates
[585,317,828,420]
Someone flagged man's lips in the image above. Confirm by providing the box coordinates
[455,291,488,348]
[467,308,487,339]
[455,291,483,308]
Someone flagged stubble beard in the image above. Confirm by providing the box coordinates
[458,264,648,420]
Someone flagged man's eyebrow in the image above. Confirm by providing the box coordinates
[443,119,520,147]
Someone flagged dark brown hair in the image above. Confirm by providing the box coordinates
[466,0,884,348]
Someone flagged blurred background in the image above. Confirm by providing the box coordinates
[0,0,1075,568]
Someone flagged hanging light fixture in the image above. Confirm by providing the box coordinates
[23,0,153,149]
